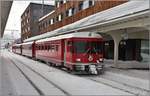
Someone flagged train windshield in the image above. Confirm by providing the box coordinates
[73,41,103,54]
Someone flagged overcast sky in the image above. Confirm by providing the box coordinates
[4,0,54,39]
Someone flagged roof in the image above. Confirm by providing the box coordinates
[21,41,34,45]
[24,0,149,42]
[36,32,102,43]
[39,10,55,21]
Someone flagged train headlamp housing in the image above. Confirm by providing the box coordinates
[99,58,103,62]
[76,58,81,62]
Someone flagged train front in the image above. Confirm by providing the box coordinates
[69,38,104,74]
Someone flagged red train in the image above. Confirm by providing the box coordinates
[12,32,104,74]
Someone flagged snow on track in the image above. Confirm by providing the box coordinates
[6,51,133,95]
[1,54,39,96]
[7,54,68,96]
[83,76,149,96]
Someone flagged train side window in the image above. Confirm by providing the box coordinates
[46,45,48,50]
[68,41,72,46]
[45,45,47,50]
[40,45,42,50]
[42,46,44,50]
[45,45,46,50]
[56,45,58,51]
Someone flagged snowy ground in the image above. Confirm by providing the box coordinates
[0,50,149,96]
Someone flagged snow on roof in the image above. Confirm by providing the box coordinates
[22,41,34,45]
[36,32,102,43]
[13,44,22,46]
[24,0,149,43]
[39,10,55,21]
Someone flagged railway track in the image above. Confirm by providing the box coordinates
[17,55,148,96]
[78,74,149,96]
[7,52,149,96]
[7,55,70,96]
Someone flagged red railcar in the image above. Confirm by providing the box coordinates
[35,32,104,74]
[22,41,36,58]
[12,44,22,54]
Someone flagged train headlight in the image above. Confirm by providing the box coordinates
[99,58,103,62]
[76,58,81,62]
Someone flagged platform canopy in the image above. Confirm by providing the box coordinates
[24,0,149,42]
[0,1,13,38]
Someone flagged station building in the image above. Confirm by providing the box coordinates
[21,3,54,41]
[24,0,150,68]
[38,0,126,34]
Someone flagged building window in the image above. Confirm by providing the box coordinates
[79,1,83,11]
[60,1,63,4]
[83,0,95,9]
[27,18,29,23]
[45,21,47,28]
[27,10,29,16]
[49,19,51,25]
[25,12,27,17]
[66,8,75,17]
[63,0,67,3]
[56,1,60,8]
[83,0,89,9]
[56,16,59,22]
[28,27,30,31]
[56,14,63,22]
[58,14,63,21]
[89,0,94,7]
[51,18,54,24]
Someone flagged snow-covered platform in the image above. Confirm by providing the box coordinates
[104,59,149,69]
[0,50,133,96]
[99,60,150,95]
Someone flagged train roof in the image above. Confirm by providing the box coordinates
[21,41,34,45]
[12,43,22,46]
[36,32,102,43]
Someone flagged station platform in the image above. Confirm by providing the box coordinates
[104,59,149,69]
[100,60,150,95]
[0,50,134,96]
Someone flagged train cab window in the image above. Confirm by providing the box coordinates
[73,41,103,54]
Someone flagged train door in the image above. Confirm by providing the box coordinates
[63,39,67,66]
[32,41,35,58]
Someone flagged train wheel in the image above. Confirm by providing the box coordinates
[67,67,72,73]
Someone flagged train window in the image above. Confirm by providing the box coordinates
[73,41,103,53]
[42,46,44,50]
[46,45,48,50]
[56,45,58,51]
[89,0,94,7]
[68,41,72,46]
[45,45,46,50]
[48,46,50,50]
[40,45,41,50]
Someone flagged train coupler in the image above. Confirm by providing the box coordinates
[89,65,98,75]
